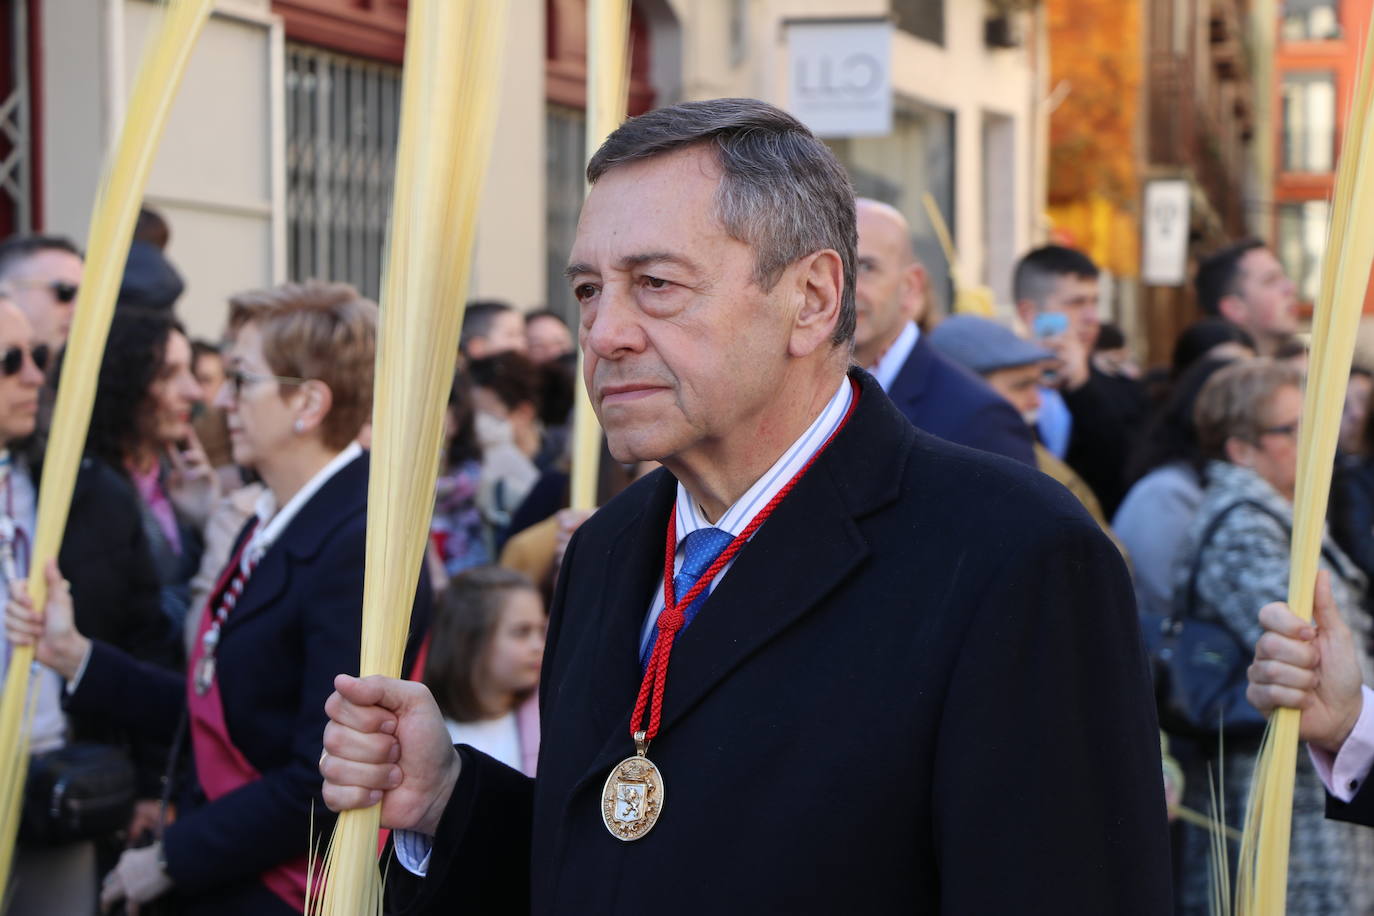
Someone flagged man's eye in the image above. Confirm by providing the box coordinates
[643,276,668,290]
[574,283,598,301]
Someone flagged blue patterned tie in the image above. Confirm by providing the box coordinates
[641,526,736,667]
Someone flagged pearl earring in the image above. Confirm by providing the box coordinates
[293,419,305,434]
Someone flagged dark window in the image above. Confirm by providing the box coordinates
[1276,200,1329,304]
[284,44,401,300]
[1280,70,1336,173]
[892,0,944,47]
[826,104,957,314]
[1281,0,1340,41]
[545,105,587,326]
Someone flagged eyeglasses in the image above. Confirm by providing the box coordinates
[0,344,48,378]
[226,367,310,399]
[5,280,77,303]
[1258,421,1300,439]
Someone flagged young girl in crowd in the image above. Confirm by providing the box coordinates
[423,566,546,776]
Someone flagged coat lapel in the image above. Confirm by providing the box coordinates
[223,452,369,634]
[571,371,911,792]
[652,465,870,735]
[578,472,676,731]
[886,335,934,416]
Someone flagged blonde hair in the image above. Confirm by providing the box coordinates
[227,281,377,449]
[1193,357,1303,461]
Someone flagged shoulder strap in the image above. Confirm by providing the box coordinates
[1181,498,1289,622]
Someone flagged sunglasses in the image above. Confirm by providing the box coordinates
[1,344,49,377]
[49,282,78,304]
[6,279,77,303]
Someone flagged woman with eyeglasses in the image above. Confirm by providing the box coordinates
[0,293,177,916]
[1170,358,1374,914]
[6,281,431,915]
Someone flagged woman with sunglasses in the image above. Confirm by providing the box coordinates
[0,293,177,916]
[7,281,432,915]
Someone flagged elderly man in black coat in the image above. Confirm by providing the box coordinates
[319,98,1171,914]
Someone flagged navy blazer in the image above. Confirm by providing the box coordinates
[389,369,1170,915]
[68,452,431,913]
[885,333,1037,466]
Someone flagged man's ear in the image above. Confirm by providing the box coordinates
[901,262,928,323]
[788,248,844,358]
[1217,294,1248,328]
[1014,300,1037,333]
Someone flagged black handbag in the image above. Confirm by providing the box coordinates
[1140,498,1302,740]
[20,742,136,844]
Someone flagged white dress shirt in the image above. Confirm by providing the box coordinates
[868,321,919,393]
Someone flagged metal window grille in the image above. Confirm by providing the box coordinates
[284,44,401,301]
[546,104,587,325]
[1,0,33,236]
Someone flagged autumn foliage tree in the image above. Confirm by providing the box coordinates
[1047,0,1142,211]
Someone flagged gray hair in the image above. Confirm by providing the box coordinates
[1193,358,1303,461]
[587,98,856,347]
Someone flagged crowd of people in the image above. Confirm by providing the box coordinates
[0,95,1371,913]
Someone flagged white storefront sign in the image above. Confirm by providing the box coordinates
[786,19,893,138]
[1141,179,1192,287]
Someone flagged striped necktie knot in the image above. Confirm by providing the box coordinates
[642,526,734,667]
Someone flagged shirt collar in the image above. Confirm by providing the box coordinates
[674,375,853,542]
[869,321,919,393]
[249,441,363,561]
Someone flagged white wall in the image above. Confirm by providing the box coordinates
[471,0,547,309]
[39,0,108,244]
[41,0,280,340]
[125,0,281,339]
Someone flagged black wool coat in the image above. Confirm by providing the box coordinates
[391,369,1171,915]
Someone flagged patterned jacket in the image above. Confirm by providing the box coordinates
[1173,460,1374,914]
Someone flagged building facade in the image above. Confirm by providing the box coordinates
[3,0,1043,338]
[1270,0,1373,313]
[1045,0,1257,365]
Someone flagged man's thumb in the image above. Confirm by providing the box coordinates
[1313,570,1351,639]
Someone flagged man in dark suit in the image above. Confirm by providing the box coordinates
[319,98,1170,913]
[852,198,1036,466]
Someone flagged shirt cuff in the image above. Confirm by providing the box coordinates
[63,642,94,695]
[1310,684,1374,802]
[393,830,433,876]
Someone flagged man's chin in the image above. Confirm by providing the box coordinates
[603,430,672,466]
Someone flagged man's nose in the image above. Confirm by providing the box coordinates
[583,282,646,360]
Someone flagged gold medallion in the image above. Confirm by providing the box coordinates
[601,732,664,841]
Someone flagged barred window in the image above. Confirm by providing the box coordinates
[1281,0,1341,41]
[546,104,587,326]
[285,44,401,300]
[1281,70,1336,174]
[1277,200,1329,305]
